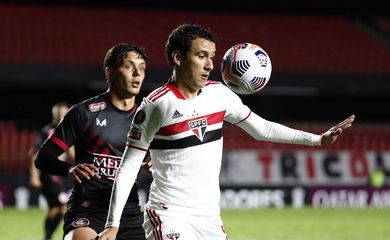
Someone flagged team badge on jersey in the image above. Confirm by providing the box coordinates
[165,230,180,240]
[188,118,207,141]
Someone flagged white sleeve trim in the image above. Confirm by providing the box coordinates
[105,146,146,228]
[236,112,322,146]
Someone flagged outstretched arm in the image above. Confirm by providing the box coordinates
[237,112,355,146]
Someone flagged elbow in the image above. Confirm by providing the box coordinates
[34,152,44,170]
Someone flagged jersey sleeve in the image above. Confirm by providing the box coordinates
[34,104,87,175]
[237,112,322,146]
[221,85,252,124]
[31,126,49,154]
[48,104,86,150]
[126,97,161,150]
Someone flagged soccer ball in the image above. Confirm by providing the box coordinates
[221,43,272,95]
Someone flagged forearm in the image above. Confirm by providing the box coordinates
[237,112,322,146]
[34,141,72,176]
[105,146,146,228]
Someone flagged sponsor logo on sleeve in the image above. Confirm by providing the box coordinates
[129,127,142,140]
[88,102,106,112]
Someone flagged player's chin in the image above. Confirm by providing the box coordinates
[122,89,140,98]
[198,78,207,86]
[129,86,141,94]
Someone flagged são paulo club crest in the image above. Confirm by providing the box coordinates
[188,118,207,141]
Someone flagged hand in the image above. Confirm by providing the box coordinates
[321,115,355,145]
[141,158,153,173]
[93,227,119,240]
[69,163,101,183]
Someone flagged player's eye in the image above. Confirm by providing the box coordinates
[139,65,146,72]
[124,64,134,70]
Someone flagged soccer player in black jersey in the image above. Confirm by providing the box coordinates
[35,43,149,240]
[29,101,74,240]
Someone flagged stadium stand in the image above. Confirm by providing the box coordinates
[0,3,389,75]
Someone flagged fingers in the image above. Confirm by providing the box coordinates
[329,115,355,135]
[141,160,153,173]
[92,235,100,240]
[335,115,355,129]
[70,164,101,183]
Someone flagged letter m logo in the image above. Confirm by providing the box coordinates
[96,118,107,127]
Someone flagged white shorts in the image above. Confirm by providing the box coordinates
[143,208,228,240]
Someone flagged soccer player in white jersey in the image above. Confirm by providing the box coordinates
[97,23,355,240]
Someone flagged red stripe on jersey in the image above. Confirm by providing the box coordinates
[166,83,185,99]
[126,144,148,152]
[150,87,170,102]
[49,136,69,151]
[157,111,225,136]
[128,105,136,115]
[205,80,221,86]
[149,86,168,101]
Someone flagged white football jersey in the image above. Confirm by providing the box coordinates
[106,80,321,227]
[128,80,251,215]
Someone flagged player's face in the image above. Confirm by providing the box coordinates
[110,51,146,98]
[179,37,216,93]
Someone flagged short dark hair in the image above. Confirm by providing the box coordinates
[165,23,217,66]
[103,43,146,71]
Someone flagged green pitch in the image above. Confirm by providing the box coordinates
[1,207,389,240]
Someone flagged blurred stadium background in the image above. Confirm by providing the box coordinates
[0,0,389,234]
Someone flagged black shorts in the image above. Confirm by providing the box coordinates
[40,174,68,208]
[63,198,146,240]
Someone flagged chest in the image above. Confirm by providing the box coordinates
[85,109,133,149]
[165,94,225,123]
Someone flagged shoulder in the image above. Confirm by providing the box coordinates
[204,80,235,95]
[145,85,171,103]
[73,92,109,114]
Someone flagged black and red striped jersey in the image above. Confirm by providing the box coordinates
[45,91,140,208]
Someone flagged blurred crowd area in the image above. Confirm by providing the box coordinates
[0,1,389,207]
[1,2,389,125]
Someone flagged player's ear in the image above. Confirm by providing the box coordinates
[104,66,112,79]
[172,50,182,66]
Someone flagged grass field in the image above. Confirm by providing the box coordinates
[1,207,389,240]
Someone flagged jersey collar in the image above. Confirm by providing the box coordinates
[165,78,203,100]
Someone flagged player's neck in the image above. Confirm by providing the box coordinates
[109,93,135,111]
[171,74,199,100]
